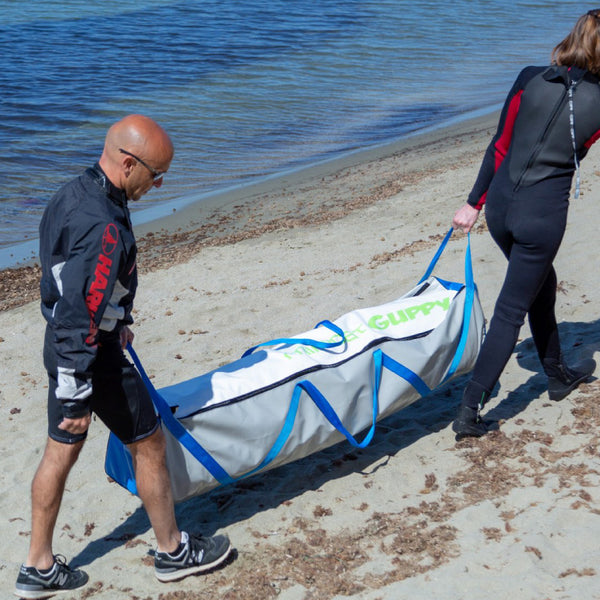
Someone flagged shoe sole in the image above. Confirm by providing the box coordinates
[155,541,232,583]
[13,586,86,599]
[452,420,489,439]
[548,374,593,401]
[454,429,487,441]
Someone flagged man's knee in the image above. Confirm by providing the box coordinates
[45,437,84,463]
[36,438,84,483]
[127,428,166,462]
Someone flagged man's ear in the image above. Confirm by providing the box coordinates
[122,156,135,178]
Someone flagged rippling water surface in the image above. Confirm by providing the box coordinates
[0,0,586,250]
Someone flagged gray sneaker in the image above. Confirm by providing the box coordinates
[154,531,232,582]
[14,555,88,599]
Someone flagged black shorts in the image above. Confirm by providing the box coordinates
[47,338,159,445]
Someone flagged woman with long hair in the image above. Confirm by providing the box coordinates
[451,10,600,438]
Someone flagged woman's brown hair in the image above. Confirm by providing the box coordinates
[552,9,600,76]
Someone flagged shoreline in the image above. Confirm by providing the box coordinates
[132,107,500,239]
[0,110,498,312]
[0,106,502,271]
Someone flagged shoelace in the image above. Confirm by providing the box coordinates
[188,535,205,563]
[37,555,69,576]
[53,554,69,567]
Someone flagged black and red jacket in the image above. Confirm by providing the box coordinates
[39,163,137,417]
[468,65,600,209]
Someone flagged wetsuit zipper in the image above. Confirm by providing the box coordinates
[514,86,569,192]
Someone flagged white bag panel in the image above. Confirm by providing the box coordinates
[161,278,461,418]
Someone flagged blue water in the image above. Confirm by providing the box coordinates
[0,0,587,256]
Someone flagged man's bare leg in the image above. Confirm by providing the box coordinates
[128,428,180,553]
[26,438,84,569]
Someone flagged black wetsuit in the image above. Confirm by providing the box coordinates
[464,65,600,405]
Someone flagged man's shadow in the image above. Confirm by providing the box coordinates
[69,318,600,569]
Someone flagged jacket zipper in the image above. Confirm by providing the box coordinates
[514,86,569,192]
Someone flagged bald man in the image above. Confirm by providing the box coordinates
[15,116,231,599]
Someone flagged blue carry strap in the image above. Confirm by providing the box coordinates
[418,227,454,284]
[127,343,235,486]
[418,227,475,381]
[444,231,474,381]
[230,346,436,480]
[242,319,345,358]
[243,378,379,481]
[373,349,431,398]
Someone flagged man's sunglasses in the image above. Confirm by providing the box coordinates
[119,148,165,182]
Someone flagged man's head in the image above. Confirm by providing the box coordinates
[99,115,174,201]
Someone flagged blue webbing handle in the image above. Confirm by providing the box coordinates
[374,349,431,398]
[242,319,346,358]
[444,231,474,380]
[126,343,234,486]
[418,227,454,284]
[240,347,435,478]
[418,227,475,381]
[240,377,378,481]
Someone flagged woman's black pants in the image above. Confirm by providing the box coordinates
[463,175,571,409]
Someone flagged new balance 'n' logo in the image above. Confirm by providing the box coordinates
[54,570,69,586]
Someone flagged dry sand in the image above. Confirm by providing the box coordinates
[2,112,600,600]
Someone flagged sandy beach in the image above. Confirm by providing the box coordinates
[2,112,600,600]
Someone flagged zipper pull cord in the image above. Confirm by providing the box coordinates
[568,81,581,199]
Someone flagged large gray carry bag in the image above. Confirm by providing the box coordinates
[105,230,485,502]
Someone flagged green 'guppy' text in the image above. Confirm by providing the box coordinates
[283,296,452,359]
[368,297,450,330]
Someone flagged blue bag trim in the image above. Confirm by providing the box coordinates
[374,348,431,398]
[104,433,137,495]
[128,344,235,488]
[241,319,346,358]
[107,229,475,495]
